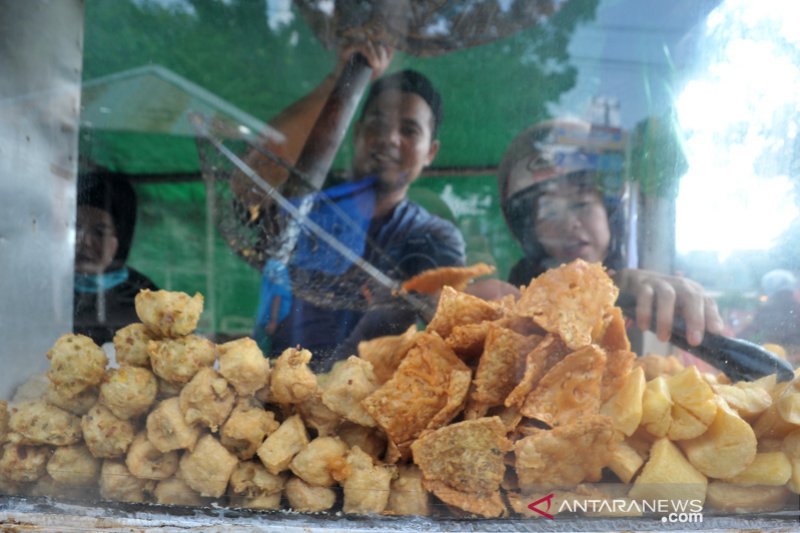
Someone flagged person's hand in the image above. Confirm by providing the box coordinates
[614,268,724,346]
[334,40,394,81]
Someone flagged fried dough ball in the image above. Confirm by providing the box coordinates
[153,476,208,506]
[218,338,270,396]
[296,392,342,437]
[337,422,387,462]
[229,461,285,498]
[99,366,158,420]
[256,414,309,475]
[178,434,238,498]
[179,368,235,432]
[146,397,202,453]
[156,377,183,399]
[386,464,430,516]
[45,383,97,415]
[81,404,135,459]
[0,443,49,482]
[46,334,108,396]
[8,400,81,446]
[28,474,82,500]
[113,323,155,367]
[285,476,337,512]
[230,491,282,510]
[148,335,216,385]
[47,444,100,486]
[135,289,204,337]
[270,347,318,404]
[342,446,396,515]
[99,460,153,503]
[126,432,179,481]
[321,356,378,427]
[290,436,349,487]
[220,398,279,460]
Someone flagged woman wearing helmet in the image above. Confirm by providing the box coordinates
[498,119,723,346]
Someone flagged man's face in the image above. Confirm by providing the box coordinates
[75,205,118,274]
[352,89,440,193]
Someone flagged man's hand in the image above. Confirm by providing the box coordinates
[614,268,724,346]
[334,41,394,81]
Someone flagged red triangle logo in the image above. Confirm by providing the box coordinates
[528,493,555,519]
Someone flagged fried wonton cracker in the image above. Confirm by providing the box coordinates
[445,322,493,361]
[520,344,607,426]
[516,259,618,350]
[401,263,495,295]
[361,332,471,454]
[471,325,542,408]
[357,325,419,384]
[593,306,631,352]
[505,334,570,409]
[424,479,507,518]
[427,286,504,339]
[601,349,637,403]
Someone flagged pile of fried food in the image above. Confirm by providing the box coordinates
[0,258,798,519]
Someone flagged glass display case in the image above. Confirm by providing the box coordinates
[1,0,799,530]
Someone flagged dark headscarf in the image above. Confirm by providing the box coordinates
[77,172,137,269]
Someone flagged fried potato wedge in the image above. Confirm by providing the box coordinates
[666,366,717,441]
[628,438,707,506]
[600,366,645,437]
[722,451,792,486]
[706,482,790,513]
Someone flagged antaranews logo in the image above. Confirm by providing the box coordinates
[527,493,555,519]
[528,493,704,523]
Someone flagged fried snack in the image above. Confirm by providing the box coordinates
[8,399,81,446]
[221,398,279,460]
[337,422,387,462]
[99,366,158,420]
[285,476,337,512]
[45,383,97,416]
[156,377,183,399]
[256,414,309,475]
[515,415,619,491]
[0,443,49,482]
[505,334,570,409]
[46,333,108,396]
[362,332,471,453]
[28,474,82,501]
[231,491,282,510]
[471,325,540,408]
[400,263,495,294]
[753,403,797,440]
[445,321,492,361]
[99,460,152,503]
[113,323,154,367]
[81,404,136,459]
[358,325,418,384]
[126,432,179,481]
[270,347,318,405]
[427,286,504,339]
[601,349,636,403]
[290,436,349,487]
[154,476,208,506]
[520,345,607,426]
[146,397,202,453]
[179,434,238,498]
[178,367,235,432]
[385,464,430,516]
[607,441,644,484]
[516,259,618,350]
[426,479,507,518]
[600,366,645,437]
[147,335,216,386]
[321,356,378,427]
[134,289,204,337]
[634,354,685,381]
[723,451,792,486]
[218,337,270,396]
[296,391,342,437]
[47,444,100,486]
[640,376,672,437]
[776,378,800,425]
[229,460,285,498]
[706,482,791,512]
[666,366,718,440]
[594,306,631,352]
[342,446,396,515]
[628,438,707,505]
[679,399,757,479]
[712,382,772,419]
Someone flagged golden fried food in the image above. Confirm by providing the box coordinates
[594,306,631,352]
[269,347,318,405]
[342,446,396,515]
[628,437,707,505]
[385,464,429,516]
[147,335,216,386]
[113,323,154,367]
[634,354,685,381]
[321,356,378,427]
[296,391,342,437]
[666,366,718,440]
[290,436,349,487]
[337,422,386,462]
[125,431,179,481]
[221,398,279,461]
[400,263,495,295]
[444,321,493,361]
[601,349,636,403]
[357,325,418,384]
[723,451,792,486]
[471,325,540,408]
[218,337,270,396]
[46,334,108,396]
[520,345,607,426]
[99,460,152,503]
[99,366,158,419]
[135,289,204,337]
[47,444,100,486]
[505,334,569,409]
[362,332,471,453]
[178,434,238,498]
[45,383,97,415]
[256,414,309,475]
[156,377,183,399]
[516,259,618,350]
[427,286,504,339]
[285,476,337,512]
[0,443,49,482]
[153,476,208,506]
[600,366,645,437]
[178,367,235,432]
[231,491,282,510]
[706,482,791,512]
[713,382,772,420]
[424,479,506,518]
[607,441,645,484]
[229,460,285,499]
[515,415,619,491]
[8,399,81,446]
[146,397,202,453]
[81,404,136,459]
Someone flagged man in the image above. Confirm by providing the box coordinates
[245,44,465,370]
